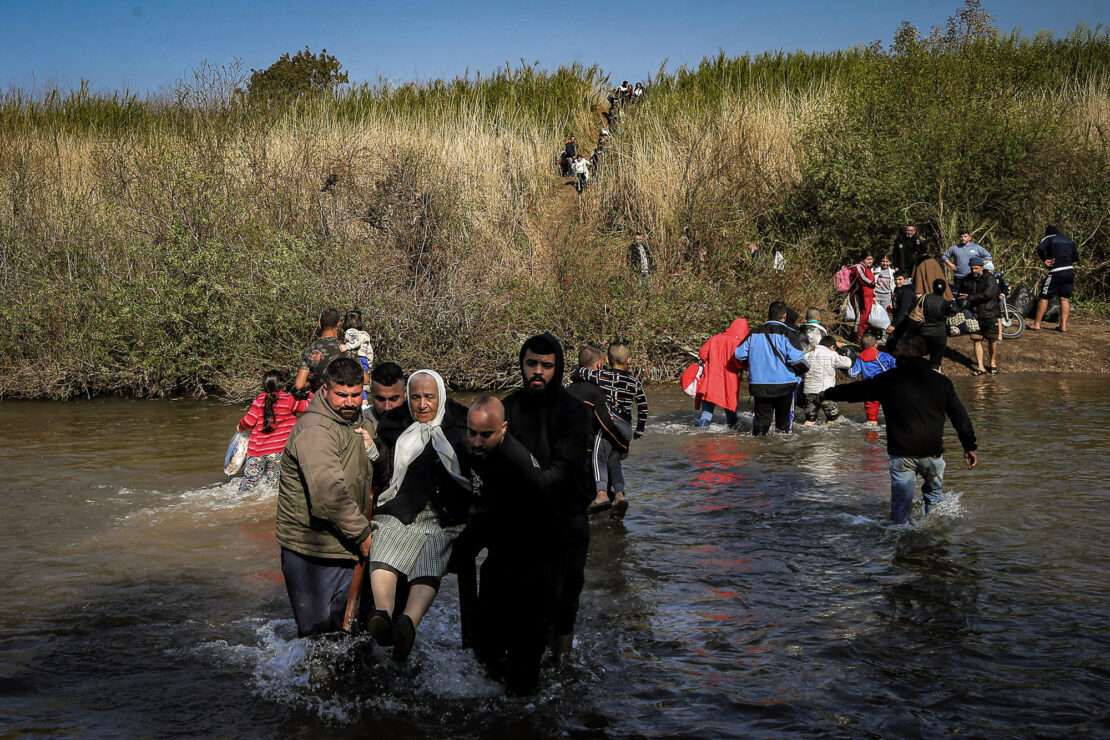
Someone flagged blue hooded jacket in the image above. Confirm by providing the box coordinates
[734,321,809,397]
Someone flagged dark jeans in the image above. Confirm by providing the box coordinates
[280,548,356,637]
[922,333,947,370]
[752,393,796,435]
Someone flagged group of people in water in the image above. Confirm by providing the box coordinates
[233,309,650,695]
[230,221,1077,695]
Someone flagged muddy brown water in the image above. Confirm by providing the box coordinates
[1,376,1108,738]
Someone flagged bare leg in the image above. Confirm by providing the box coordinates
[988,340,998,369]
[972,340,985,372]
[1031,298,1048,329]
[370,568,398,615]
[402,584,439,628]
[1060,298,1070,331]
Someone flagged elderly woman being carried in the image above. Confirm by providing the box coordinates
[365,369,472,662]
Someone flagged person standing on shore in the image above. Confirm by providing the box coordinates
[1030,225,1079,332]
[848,251,877,345]
[294,308,346,393]
[276,357,374,637]
[891,224,926,275]
[822,334,978,524]
[943,229,993,283]
[956,256,1001,375]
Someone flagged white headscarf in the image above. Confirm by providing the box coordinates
[376,369,471,507]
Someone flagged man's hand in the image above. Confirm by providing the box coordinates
[965,450,978,469]
[634,432,644,440]
[359,534,372,559]
[356,427,374,451]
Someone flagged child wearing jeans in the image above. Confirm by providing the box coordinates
[850,334,897,427]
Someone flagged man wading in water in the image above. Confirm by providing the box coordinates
[276,357,375,636]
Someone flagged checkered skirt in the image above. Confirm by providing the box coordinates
[368,504,464,580]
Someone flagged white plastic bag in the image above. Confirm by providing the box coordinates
[868,302,891,330]
[843,299,856,322]
[224,431,249,475]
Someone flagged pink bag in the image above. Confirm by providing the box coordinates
[834,265,851,292]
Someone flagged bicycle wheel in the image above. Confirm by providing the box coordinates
[1001,305,1025,339]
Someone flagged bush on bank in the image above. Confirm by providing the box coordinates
[1,7,1108,399]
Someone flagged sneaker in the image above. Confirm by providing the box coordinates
[392,614,416,663]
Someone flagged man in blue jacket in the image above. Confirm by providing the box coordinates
[734,301,810,435]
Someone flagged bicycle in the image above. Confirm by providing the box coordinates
[999,293,1025,339]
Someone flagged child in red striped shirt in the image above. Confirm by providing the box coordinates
[237,370,310,492]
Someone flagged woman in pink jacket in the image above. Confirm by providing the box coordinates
[849,251,876,344]
[695,317,749,427]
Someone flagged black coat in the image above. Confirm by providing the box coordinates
[372,398,473,527]
[889,283,918,330]
[958,272,1000,323]
[566,376,630,451]
[891,234,926,274]
[824,357,977,458]
[500,334,594,519]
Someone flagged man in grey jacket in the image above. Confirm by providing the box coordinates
[277,357,375,636]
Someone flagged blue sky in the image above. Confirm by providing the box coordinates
[1,0,1105,95]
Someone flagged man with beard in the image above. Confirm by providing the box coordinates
[891,224,926,275]
[502,334,594,659]
[276,357,375,637]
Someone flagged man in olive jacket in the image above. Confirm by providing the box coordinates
[277,357,375,637]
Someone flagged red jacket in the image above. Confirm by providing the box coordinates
[696,318,750,411]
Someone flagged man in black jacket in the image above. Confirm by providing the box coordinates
[956,256,1001,375]
[891,224,926,275]
[502,334,594,660]
[822,334,978,523]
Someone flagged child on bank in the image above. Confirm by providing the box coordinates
[849,334,897,427]
[571,341,648,520]
[237,370,310,492]
[873,254,896,309]
[801,336,852,425]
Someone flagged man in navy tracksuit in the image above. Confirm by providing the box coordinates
[1031,225,1079,332]
[734,301,810,435]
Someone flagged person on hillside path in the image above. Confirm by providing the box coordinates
[695,317,750,428]
[628,232,652,284]
[849,251,877,344]
[822,334,978,524]
[1030,225,1079,332]
[734,302,809,436]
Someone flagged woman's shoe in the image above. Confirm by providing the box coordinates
[971,369,984,376]
[392,614,416,663]
[988,366,999,374]
[366,609,393,646]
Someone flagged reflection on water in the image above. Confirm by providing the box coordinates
[2,375,1109,737]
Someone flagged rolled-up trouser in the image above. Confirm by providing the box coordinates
[280,548,356,637]
[801,393,840,422]
[553,511,589,636]
[888,455,946,524]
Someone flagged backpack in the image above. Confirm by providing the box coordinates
[834,265,851,292]
[680,361,704,398]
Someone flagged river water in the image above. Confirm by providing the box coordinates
[1,375,1108,738]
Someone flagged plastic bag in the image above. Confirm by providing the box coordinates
[843,299,856,322]
[868,302,891,330]
[224,431,249,475]
[680,361,704,398]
